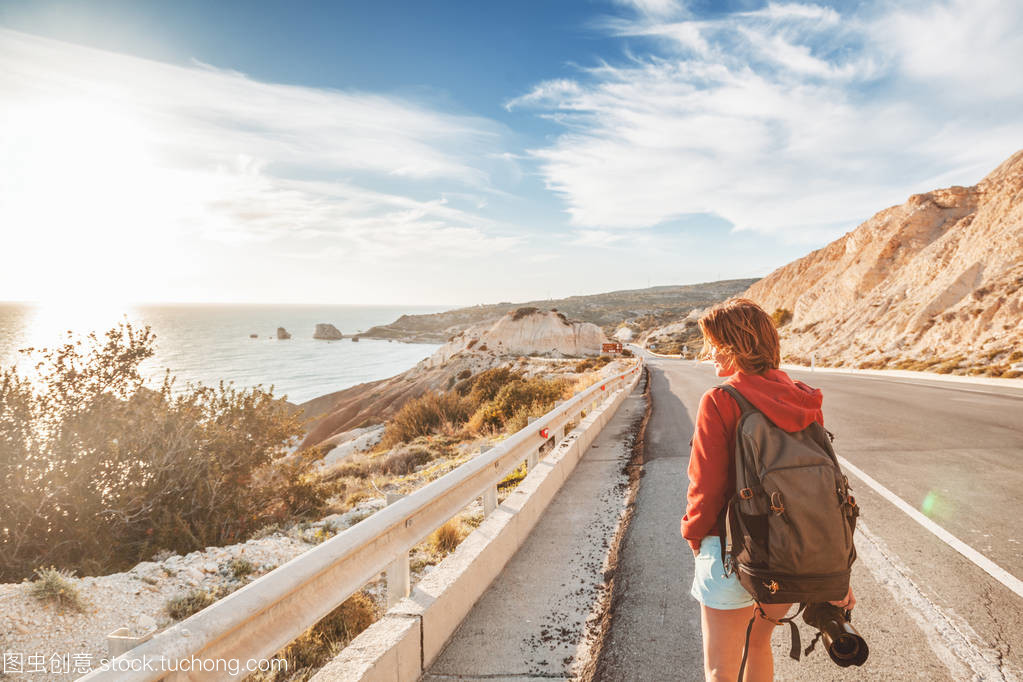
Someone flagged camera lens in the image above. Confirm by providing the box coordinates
[832,635,859,659]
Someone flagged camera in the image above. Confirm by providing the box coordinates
[802,602,869,667]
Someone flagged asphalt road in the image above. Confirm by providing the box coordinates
[596,351,1023,681]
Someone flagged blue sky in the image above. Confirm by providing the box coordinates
[1,0,1022,305]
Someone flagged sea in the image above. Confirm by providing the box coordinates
[0,303,449,404]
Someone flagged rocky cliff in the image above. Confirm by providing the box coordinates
[743,150,1023,375]
[424,308,607,367]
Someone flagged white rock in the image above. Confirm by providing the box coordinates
[426,309,607,367]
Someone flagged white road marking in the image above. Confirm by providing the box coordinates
[855,521,1013,681]
[838,455,1023,600]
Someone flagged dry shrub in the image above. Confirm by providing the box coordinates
[429,519,465,555]
[166,585,231,621]
[455,366,521,403]
[0,322,341,582]
[467,377,571,434]
[29,566,85,612]
[772,308,793,327]
[511,306,540,320]
[575,355,612,373]
[380,391,474,447]
[250,591,379,681]
[377,444,436,475]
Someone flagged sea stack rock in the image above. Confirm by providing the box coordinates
[277,327,292,340]
[313,323,344,340]
[351,336,360,342]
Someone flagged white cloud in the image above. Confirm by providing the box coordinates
[878,0,1023,100]
[0,28,514,301]
[511,0,1023,241]
[572,229,628,247]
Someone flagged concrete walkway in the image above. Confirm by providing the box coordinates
[420,375,648,681]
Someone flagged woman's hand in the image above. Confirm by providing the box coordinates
[828,586,856,612]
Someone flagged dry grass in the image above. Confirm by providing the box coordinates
[429,519,466,555]
[772,308,793,327]
[575,355,612,373]
[247,591,379,681]
[229,558,255,579]
[166,585,231,621]
[29,566,86,612]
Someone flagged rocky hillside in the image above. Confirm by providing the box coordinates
[425,308,606,366]
[743,150,1023,376]
[299,309,610,451]
[362,279,757,342]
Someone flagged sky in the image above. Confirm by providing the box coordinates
[1,0,1022,305]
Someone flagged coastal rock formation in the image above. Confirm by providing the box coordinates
[277,327,292,340]
[613,327,634,342]
[313,323,344,340]
[425,308,608,367]
[741,149,1023,372]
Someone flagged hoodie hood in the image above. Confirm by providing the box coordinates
[726,369,823,432]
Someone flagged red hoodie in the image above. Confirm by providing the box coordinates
[681,368,824,551]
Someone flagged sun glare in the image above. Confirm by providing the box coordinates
[3,94,186,303]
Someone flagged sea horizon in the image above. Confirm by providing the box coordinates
[0,302,452,404]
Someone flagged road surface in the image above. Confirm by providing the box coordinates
[596,351,1023,681]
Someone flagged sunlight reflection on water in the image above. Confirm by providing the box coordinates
[0,302,445,403]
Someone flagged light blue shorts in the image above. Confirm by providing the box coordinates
[690,535,755,610]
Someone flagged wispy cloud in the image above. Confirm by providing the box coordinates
[0,28,515,300]
[510,0,1023,242]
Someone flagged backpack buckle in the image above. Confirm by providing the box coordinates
[739,487,754,500]
[770,491,785,515]
[763,579,780,595]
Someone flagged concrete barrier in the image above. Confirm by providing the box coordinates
[312,367,641,681]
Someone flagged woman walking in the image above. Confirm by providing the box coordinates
[680,298,854,681]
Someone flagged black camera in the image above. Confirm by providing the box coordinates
[802,602,869,667]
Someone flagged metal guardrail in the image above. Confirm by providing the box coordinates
[78,360,643,681]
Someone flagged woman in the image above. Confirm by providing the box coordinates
[680,298,854,682]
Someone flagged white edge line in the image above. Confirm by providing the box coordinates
[838,455,1023,600]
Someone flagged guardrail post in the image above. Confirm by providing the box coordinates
[477,445,499,518]
[527,417,540,468]
[483,485,498,517]
[385,493,410,608]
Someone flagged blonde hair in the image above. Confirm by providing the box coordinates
[697,297,780,375]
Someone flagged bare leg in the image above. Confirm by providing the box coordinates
[700,602,793,682]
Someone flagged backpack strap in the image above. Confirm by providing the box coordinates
[714,383,758,418]
[712,384,759,573]
[737,603,807,682]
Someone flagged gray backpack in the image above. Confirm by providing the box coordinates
[713,384,859,674]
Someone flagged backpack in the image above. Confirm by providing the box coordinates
[712,383,859,679]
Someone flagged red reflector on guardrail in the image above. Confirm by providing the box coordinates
[539,427,550,439]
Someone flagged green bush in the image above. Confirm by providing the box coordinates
[0,322,338,582]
